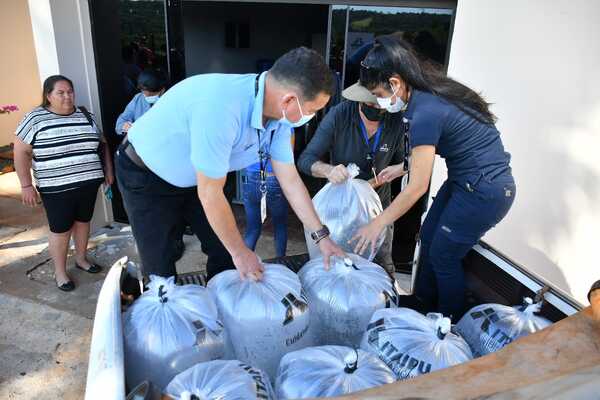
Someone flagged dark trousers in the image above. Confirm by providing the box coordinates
[415,174,516,320]
[115,148,234,280]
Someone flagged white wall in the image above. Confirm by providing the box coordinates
[439,0,600,304]
[183,2,328,75]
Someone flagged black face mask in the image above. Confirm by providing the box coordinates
[360,103,385,122]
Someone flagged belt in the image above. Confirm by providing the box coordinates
[121,138,148,170]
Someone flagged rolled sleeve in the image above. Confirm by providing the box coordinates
[189,103,238,179]
[297,107,337,176]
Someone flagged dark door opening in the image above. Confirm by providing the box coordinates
[181,1,329,200]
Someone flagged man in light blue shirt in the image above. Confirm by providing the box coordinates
[116,47,344,280]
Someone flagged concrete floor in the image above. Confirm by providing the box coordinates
[0,171,411,399]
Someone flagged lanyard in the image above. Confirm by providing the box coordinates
[402,117,410,173]
[255,74,274,194]
[358,119,383,162]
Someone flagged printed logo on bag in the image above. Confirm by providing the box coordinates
[366,318,386,345]
[379,341,432,379]
[240,364,271,399]
[281,292,308,326]
[470,308,513,352]
[383,290,399,308]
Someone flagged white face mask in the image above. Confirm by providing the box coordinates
[144,95,159,105]
[376,82,405,113]
[280,96,315,127]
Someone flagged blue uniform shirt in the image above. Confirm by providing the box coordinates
[115,93,152,135]
[404,89,511,181]
[127,72,294,187]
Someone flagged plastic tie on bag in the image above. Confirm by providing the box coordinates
[521,297,542,315]
[346,163,360,180]
[436,317,452,340]
[343,348,359,374]
[180,391,204,400]
[343,257,360,270]
[158,285,168,303]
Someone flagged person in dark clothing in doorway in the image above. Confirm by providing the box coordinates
[298,83,406,275]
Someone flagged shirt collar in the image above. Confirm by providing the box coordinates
[251,71,268,131]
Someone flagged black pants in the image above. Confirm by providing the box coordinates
[115,148,234,280]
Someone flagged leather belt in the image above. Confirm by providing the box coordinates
[121,138,148,170]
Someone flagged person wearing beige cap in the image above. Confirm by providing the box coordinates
[297,81,407,274]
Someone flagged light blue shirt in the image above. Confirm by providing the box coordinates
[127,72,294,187]
[115,93,151,134]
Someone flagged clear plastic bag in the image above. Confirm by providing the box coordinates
[456,297,552,357]
[207,264,313,380]
[298,254,399,347]
[165,360,275,400]
[361,308,473,380]
[275,345,395,399]
[123,275,224,390]
[305,164,385,261]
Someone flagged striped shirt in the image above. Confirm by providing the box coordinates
[15,107,104,193]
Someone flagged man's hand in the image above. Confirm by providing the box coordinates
[232,247,264,281]
[318,237,346,270]
[326,164,350,184]
[377,163,407,184]
[122,121,132,133]
[349,218,386,257]
[21,186,39,207]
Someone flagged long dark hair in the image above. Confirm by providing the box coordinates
[40,75,74,108]
[360,35,496,124]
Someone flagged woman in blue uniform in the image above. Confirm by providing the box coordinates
[351,35,516,320]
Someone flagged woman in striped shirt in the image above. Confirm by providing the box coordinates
[14,75,114,291]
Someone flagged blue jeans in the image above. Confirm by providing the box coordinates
[242,171,289,257]
[415,174,516,320]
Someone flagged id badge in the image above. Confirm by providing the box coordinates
[260,192,267,223]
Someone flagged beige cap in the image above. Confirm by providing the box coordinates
[342,81,377,104]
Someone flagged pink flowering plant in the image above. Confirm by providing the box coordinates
[0,104,19,114]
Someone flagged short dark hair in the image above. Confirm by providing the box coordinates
[137,69,168,92]
[269,47,335,101]
[40,75,73,108]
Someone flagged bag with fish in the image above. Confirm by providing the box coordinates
[207,263,313,380]
[456,297,552,357]
[361,308,473,380]
[298,254,399,347]
[275,345,395,399]
[164,360,275,400]
[123,275,224,390]
[305,163,385,261]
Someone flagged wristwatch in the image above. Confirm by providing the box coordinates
[310,225,330,244]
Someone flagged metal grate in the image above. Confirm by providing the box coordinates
[173,254,310,287]
[176,271,207,287]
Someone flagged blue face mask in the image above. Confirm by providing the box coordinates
[280,96,315,127]
[144,95,159,105]
[376,82,405,113]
